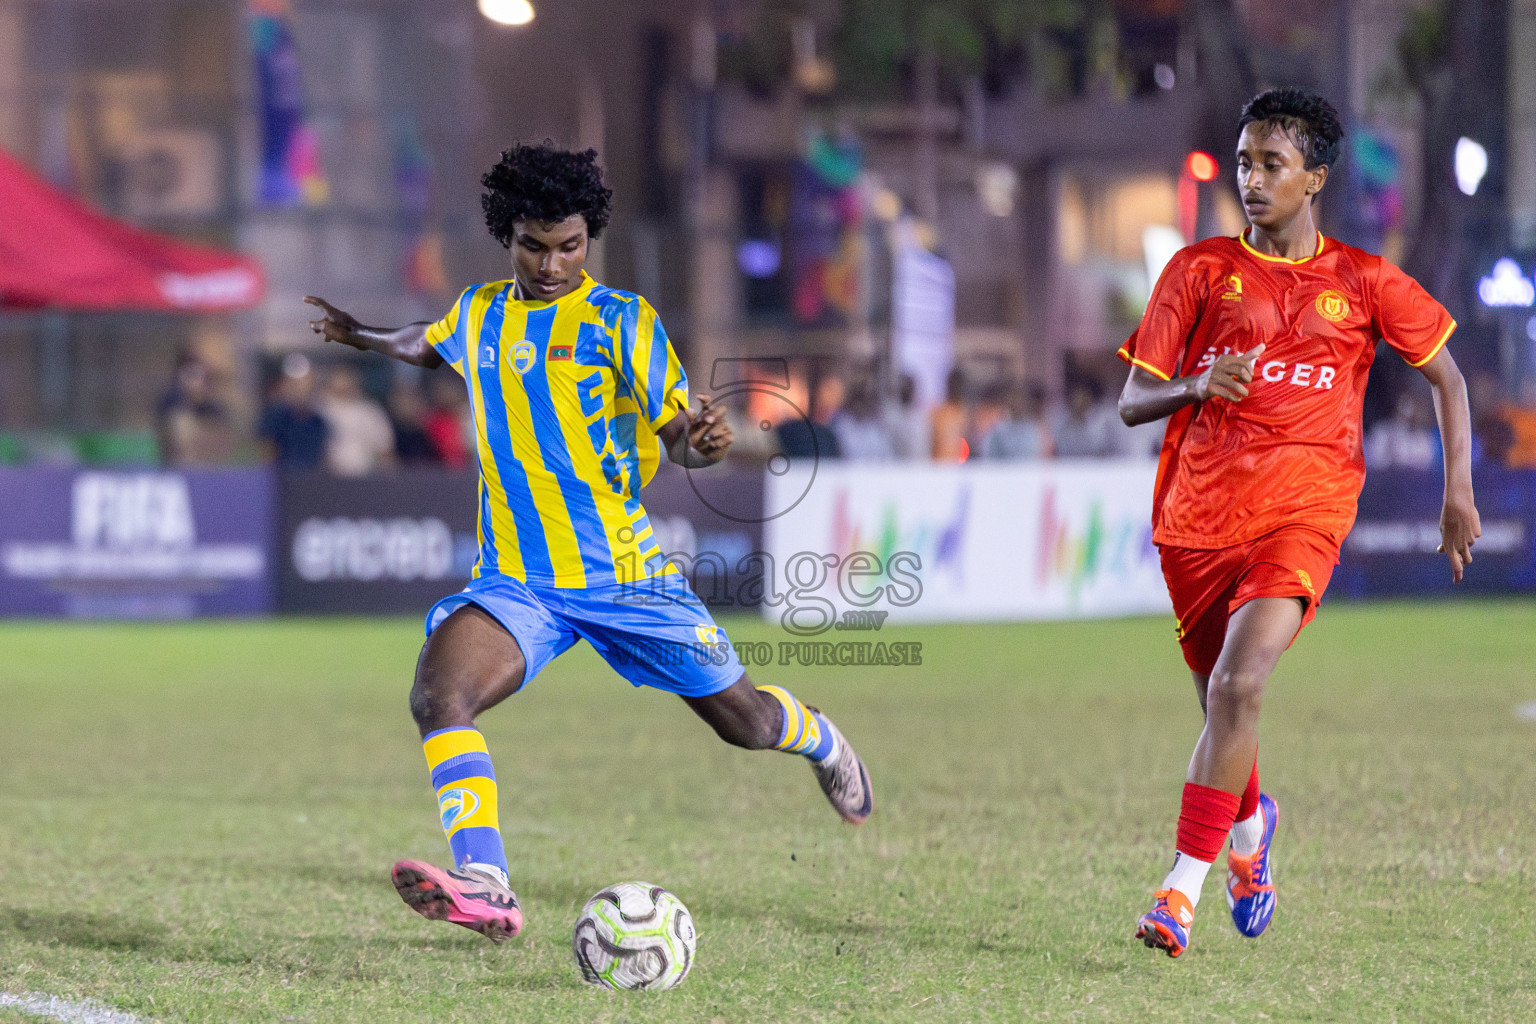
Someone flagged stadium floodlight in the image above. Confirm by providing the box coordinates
[1184,151,1218,182]
[1478,258,1535,308]
[1455,137,1487,196]
[479,0,534,26]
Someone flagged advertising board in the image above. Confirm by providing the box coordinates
[0,467,272,617]
[761,461,1172,628]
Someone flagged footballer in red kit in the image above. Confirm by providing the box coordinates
[1117,88,1481,956]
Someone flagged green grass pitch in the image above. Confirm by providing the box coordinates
[1,602,1534,1022]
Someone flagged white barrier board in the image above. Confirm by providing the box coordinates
[761,461,1172,625]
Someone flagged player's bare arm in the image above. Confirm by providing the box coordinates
[660,394,733,467]
[1118,343,1265,427]
[1415,349,1481,582]
[303,296,443,369]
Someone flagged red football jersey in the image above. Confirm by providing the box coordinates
[1118,231,1456,549]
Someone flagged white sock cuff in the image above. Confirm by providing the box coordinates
[1163,851,1214,907]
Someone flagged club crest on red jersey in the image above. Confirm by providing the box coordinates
[1222,274,1243,301]
[1315,290,1350,322]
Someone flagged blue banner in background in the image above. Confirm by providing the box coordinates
[1335,467,1536,598]
[0,468,274,618]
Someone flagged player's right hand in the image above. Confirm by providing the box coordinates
[1197,343,1265,403]
[304,296,365,350]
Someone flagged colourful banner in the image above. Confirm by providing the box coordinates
[249,0,327,206]
[762,462,1170,626]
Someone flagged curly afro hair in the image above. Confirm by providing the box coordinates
[1237,88,1344,176]
[480,143,614,247]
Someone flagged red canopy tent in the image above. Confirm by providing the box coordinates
[0,147,264,311]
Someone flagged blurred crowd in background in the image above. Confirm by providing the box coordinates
[0,0,1532,479]
[147,349,1536,474]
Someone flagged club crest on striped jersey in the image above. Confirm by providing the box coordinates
[508,339,538,374]
[437,788,479,831]
[1315,290,1350,322]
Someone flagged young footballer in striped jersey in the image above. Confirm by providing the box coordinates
[305,144,871,942]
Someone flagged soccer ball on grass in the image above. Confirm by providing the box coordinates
[572,881,696,990]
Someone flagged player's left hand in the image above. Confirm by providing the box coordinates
[688,394,733,463]
[1437,491,1481,584]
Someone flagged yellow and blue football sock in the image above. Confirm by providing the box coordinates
[757,685,837,762]
[423,727,509,881]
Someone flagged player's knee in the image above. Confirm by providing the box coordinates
[408,674,489,732]
[1208,665,1267,716]
[408,680,455,732]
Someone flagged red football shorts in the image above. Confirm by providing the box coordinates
[1158,525,1341,675]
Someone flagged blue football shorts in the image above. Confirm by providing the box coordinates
[425,570,743,698]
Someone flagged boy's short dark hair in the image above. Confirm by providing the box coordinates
[480,142,614,247]
[1237,88,1344,173]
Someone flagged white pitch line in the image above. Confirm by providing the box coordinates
[0,992,149,1024]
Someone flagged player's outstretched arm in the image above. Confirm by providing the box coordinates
[1118,343,1266,426]
[660,394,732,468]
[303,296,443,369]
[1417,349,1481,582]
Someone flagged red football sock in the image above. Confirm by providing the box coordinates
[1176,782,1242,863]
[1236,756,1260,822]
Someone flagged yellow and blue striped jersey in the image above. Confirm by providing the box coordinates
[426,272,689,587]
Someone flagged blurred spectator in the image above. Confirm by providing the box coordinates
[1113,414,1165,459]
[388,380,441,466]
[258,355,329,470]
[157,355,237,467]
[830,377,895,461]
[881,373,928,460]
[1500,378,1536,470]
[1468,371,1513,467]
[1365,390,1438,470]
[930,367,968,461]
[1053,379,1120,458]
[982,382,1051,460]
[319,364,396,476]
[969,382,1009,454]
[776,371,843,459]
[424,374,473,468]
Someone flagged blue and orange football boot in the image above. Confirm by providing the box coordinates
[1226,792,1278,937]
[1135,888,1194,957]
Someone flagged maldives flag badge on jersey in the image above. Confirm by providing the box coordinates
[548,343,573,362]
